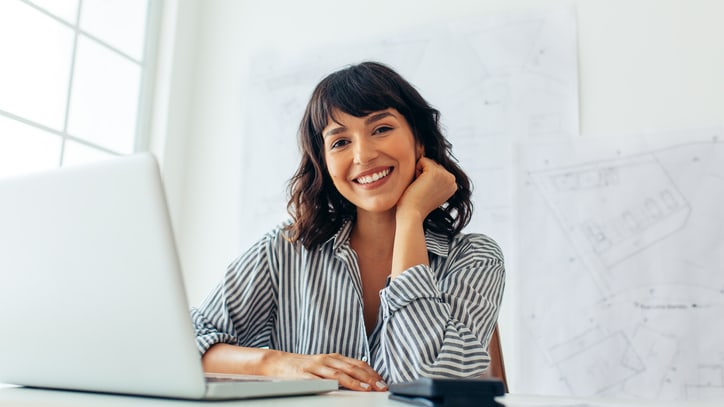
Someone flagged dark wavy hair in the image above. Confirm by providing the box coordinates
[285,61,473,250]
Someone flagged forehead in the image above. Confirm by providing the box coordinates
[325,108,401,128]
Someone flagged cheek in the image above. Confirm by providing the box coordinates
[324,156,345,182]
[399,151,418,180]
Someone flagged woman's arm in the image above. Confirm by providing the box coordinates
[201,343,274,375]
[190,229,387,391]
[375,157,505,382]
[375,241,505,382]
[391,157,458,278]
[202,343,387,391]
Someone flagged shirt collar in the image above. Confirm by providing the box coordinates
[329,220,450,258]
[330,220,354,252]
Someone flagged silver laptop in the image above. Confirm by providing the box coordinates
[0,153,337,400]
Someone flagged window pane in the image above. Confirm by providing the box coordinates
[0,1,74,130]
[79,0,148,61]
[63,140,115,167]
[28,0,79,24]
[0,116,61,178]
[67,36,141,154]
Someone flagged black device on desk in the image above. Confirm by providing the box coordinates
[388,377,505,407]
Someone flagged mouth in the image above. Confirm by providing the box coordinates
[354,167,393,185]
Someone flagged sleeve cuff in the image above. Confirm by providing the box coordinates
[195,333,238,355]
[190,307,238,354]
[380,264,442,316]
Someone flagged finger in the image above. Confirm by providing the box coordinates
[311,364,373,391]
[416,156,433,169]
[330,356,388,392]
[313,355,387,391]
[415,157,434,178]
[320,354,381,381]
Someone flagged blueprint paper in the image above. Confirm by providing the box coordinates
[239,8,579,263]
[515,129,724,400]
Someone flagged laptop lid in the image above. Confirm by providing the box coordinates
[0,154,336,399]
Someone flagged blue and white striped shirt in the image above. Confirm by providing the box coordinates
[190,220,505,383]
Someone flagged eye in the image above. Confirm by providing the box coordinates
[330,138,350,150]
[372,126,393,135]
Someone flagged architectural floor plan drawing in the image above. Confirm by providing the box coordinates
[516,131,724,400]
[530,152,692,293]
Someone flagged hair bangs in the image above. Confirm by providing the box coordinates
[310,70,405,136]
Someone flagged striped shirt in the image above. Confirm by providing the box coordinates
[190,220,505,383]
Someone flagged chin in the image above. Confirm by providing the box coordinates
[345,190,404,215]
[356,201,399,215]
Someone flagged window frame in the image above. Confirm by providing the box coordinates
[0,0,162,170]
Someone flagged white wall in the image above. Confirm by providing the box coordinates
[149,0,724,391]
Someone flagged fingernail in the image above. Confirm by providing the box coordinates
[376,381,387,390]
[360,383,370,390]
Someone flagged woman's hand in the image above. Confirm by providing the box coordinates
[389,157,457,277]
[203,344,386,392]
[264,351,387,392]
[396,157,457,222]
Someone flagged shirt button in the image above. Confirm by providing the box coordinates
[361,356,368,362]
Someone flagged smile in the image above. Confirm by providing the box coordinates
[355,168,392,185]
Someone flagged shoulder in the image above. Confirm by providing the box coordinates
[258,220,303,253]
[230,220,300,264]
[225,221,309,282]
[448,232,504,263]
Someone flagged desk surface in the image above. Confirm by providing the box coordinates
[0,386,722,407]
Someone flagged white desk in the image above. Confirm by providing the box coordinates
[0,386,722,407]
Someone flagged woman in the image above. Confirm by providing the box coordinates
[191,61,505,392]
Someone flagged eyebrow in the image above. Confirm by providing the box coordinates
[323,111,395,139]
[365,111,394,125]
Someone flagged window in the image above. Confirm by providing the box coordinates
[0,0,159,178]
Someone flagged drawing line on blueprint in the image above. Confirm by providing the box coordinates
[518,137,724,400]
[528,283,724,398]
[523,141,724,294]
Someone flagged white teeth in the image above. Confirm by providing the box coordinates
[356,168,391,184]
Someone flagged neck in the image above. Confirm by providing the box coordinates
[351,210,396,258]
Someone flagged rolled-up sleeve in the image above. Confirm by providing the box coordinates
[190,232,278,355]
[374,233,505,382]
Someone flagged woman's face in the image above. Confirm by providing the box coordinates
[322,108,422,215]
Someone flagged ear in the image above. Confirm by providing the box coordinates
[416,143,425,160]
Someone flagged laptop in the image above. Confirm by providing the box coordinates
[0,153,338,400]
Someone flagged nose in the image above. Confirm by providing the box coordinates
[353,136,378,164]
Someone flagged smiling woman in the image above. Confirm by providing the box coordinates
[190,62,505,391]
